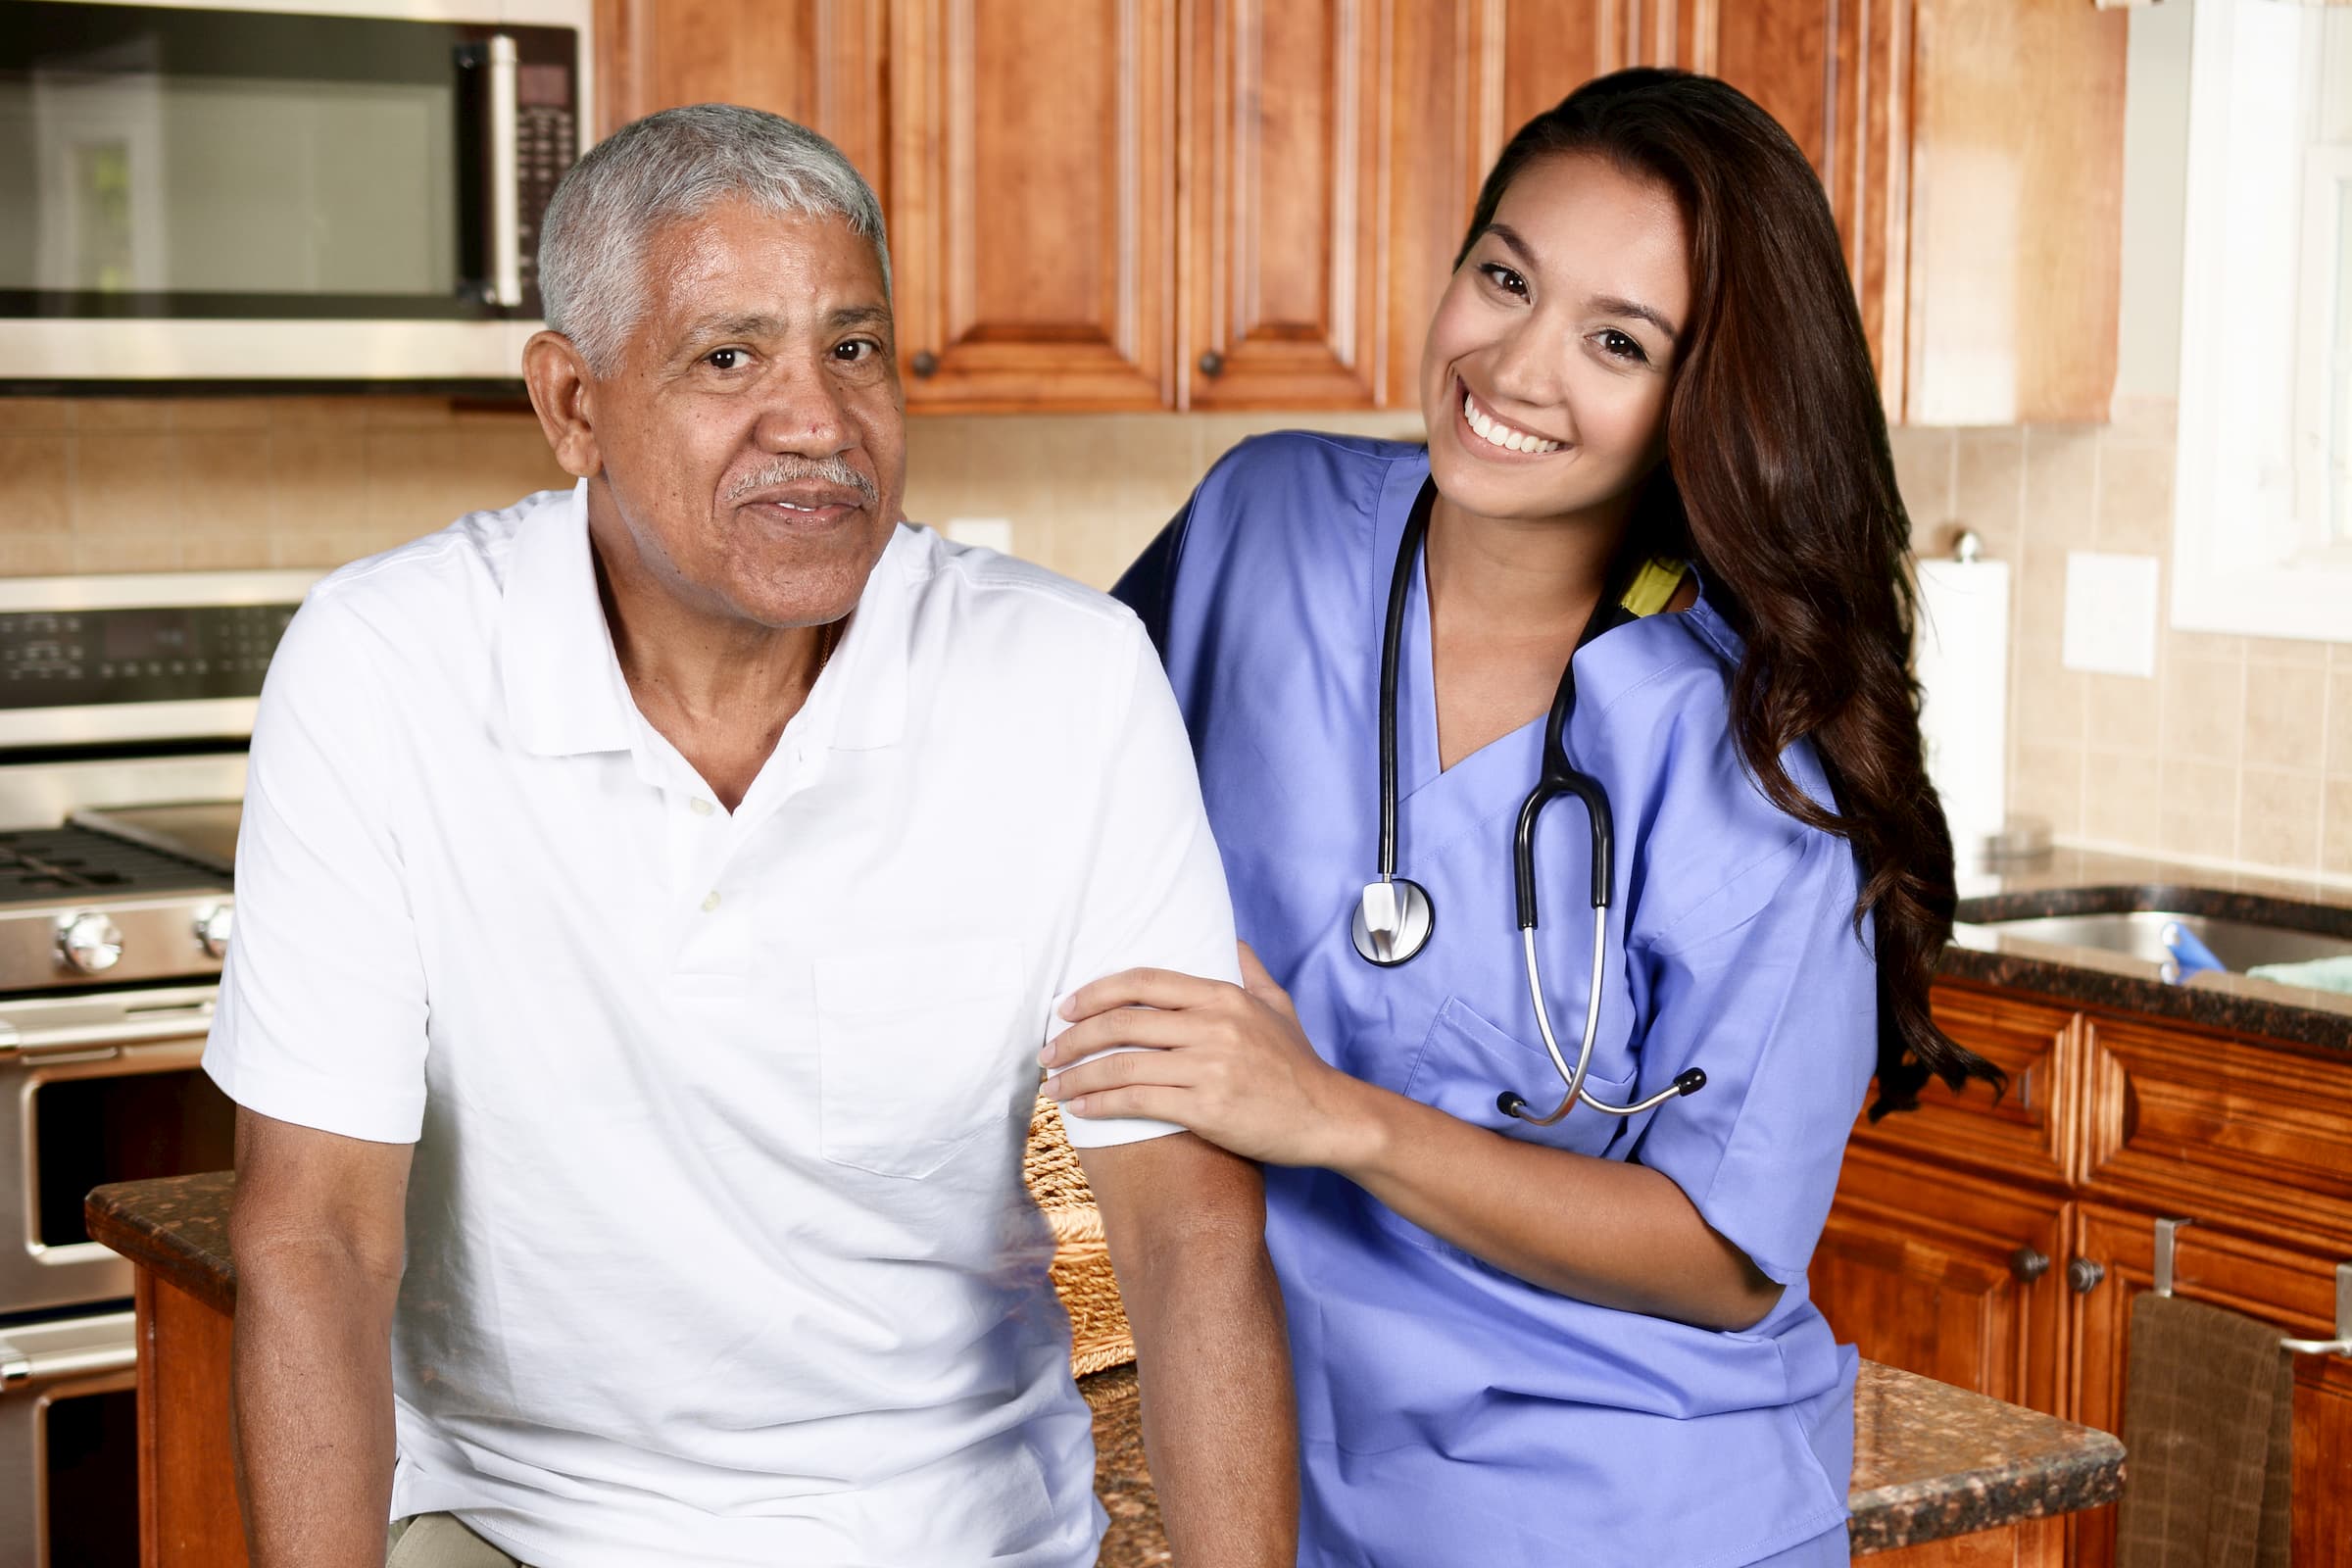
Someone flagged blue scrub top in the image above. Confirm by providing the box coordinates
[1116,433,1879,1568]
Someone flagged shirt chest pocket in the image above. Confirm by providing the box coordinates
[814,940,1031,1180]
[1403,995,1638,1161]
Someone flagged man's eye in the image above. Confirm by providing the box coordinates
[833,339,878,363]
[1479,263,1528,299]
[706,348,750,370]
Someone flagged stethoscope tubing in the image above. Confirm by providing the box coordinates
[1358,482,1704,1123]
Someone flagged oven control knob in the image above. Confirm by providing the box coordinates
[194,905,234,959]
[57,912,124,974]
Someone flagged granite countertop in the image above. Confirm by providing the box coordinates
[88,1171,2126,1559]
[1940,847,2352,1054]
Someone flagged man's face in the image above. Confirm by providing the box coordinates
[579,198,905,630]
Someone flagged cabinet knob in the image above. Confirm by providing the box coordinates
[2068,1257,2107,1295]
[1197,349,1225,379]
[910,350,939,379]
[2009,1247,2051,1284]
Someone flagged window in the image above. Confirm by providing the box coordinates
[2172,0,2352,641]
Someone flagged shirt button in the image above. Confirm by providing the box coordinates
[690,797,714,816]
[701,891,722,913]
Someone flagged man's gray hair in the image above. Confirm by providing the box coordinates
[538,104,890,375]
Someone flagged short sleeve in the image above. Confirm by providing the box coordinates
[1049,620,1241,1150]
[202,588,430,1145]
[1624,826,1879,1286]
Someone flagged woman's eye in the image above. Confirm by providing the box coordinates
[1597,329,1648,365]
[1478,263,1528,299]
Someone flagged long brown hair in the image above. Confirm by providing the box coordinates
[1460,68,1997,1115]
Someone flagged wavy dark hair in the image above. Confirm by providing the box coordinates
[1458,69,1997,1116]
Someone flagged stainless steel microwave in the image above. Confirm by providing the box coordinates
[0,0,592,386]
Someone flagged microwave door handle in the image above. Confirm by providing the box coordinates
[0,1337,138,1386]
[486,34,523,309]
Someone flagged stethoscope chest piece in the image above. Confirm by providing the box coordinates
[1351,877,1434,966]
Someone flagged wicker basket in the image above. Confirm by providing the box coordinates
[1022,1091,1136,1375]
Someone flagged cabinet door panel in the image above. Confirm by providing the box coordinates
[1185,0,1383,408]
[892,0,1175,408]
[1851,982,2077,1190]
[1712,0,1911,416]
[597,0,887,180]
[2070,1203,2352,1568]
[2080,1012,2352,1257]
[1814,1144,2069,1414]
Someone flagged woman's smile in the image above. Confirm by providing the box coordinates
[1455,378,1565,457]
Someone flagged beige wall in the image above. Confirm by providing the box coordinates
[1890,403,2352,885]
[4,392,2345,880]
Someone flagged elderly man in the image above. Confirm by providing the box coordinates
[206,105,1295,1568]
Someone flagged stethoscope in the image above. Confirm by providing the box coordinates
[1349,485,1707,1126]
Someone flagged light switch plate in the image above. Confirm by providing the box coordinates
[2061,552,2161,677]
[945,517,1015,555]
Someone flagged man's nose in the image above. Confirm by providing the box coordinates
[752,357,855,457]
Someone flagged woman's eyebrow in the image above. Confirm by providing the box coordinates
[1588,295,1680,344]
[1482,222,1680,343]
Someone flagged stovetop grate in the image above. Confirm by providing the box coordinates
[0,825,228,901]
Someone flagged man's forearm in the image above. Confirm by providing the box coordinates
[232,1242,402,1568]
[1121,1226,1298,1566]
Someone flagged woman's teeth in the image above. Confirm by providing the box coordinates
[1462,392,1560,455]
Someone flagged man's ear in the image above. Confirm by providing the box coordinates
[523,330,603,480]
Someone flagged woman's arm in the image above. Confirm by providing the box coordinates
[1043,951,1784,1333]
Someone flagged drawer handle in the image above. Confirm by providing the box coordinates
[2068,1258,2107,1295]
[2009,1247,2051,1284]
[910,350,939,378]
[1198,349,1225,378]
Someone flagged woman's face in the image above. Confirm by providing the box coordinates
[1420,152,1690,529]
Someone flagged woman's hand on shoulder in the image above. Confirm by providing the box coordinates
[1043,944,1371,1170]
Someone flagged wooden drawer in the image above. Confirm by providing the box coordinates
[2079,1013,2352,1252]
[1851,983,2080,1190]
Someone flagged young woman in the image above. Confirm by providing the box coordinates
[1040,69,1998,1566]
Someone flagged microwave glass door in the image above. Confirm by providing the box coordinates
[0,1,573,322]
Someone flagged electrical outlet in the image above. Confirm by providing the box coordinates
[944,517,1015,555]
[2061,552,2161,677]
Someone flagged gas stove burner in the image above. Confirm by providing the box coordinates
[0,826,226,904]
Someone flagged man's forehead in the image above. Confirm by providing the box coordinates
[644,203,889,330]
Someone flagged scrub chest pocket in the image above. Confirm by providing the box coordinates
[1405,995,1637,1159]
[815,940,1029,1179]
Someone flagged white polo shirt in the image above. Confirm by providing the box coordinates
[202,481,1239,1568]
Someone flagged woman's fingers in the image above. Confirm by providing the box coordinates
[1046,1043,1198,1102]
[1057,966,1227,1025]
[1059,1085,1189,1123]
[1040,1004,1201,1070]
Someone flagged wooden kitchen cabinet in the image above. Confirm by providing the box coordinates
[591,0,2127,419]
[1180,0,1385,409]
[1815,1144,2072,1418]
[1819,979,2352,1566]
[2066,1204,2352,1568]
[593,0,886,179]
[887,0,1178,409]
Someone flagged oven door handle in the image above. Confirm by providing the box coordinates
[2,1008,215,1058]
[0,1337,138,1386]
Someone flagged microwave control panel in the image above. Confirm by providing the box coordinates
[0,603,300,710]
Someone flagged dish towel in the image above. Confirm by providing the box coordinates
[2247,955,2352,995]
[2115,1291,2294,1568]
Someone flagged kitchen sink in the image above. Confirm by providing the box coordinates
[1966,910,2352,971]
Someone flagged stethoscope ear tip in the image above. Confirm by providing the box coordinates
[1674,1068,1706,1096]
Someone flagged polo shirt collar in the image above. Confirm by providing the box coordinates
[499,481,638,758]
[498,481,913,759]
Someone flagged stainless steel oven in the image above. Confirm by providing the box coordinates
[0,569,311,1565]
[0,0,593,386]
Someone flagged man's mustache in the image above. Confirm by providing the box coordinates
[725,458,879,508]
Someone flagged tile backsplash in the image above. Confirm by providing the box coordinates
[1890,403,2352,884]
[3,393,2345,880]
